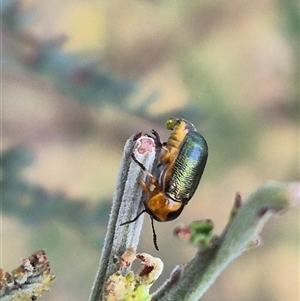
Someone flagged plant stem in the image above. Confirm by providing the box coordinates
[88,134,157,301]
[152,181,299,301]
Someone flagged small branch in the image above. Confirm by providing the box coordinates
[0,250,55,301]
[88,134,158,301]
[152,181,299,301]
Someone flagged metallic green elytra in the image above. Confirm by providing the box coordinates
[160,128,208,205]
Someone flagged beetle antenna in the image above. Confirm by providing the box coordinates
[120,210,146,226]
[151,217,159,251]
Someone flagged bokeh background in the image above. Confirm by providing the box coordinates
[1,0,299,300]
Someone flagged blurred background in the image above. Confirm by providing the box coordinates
[1,0,299,300]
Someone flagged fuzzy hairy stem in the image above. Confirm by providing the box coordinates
[89,134,158,301]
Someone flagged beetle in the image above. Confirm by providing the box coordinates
[121,118,208,250]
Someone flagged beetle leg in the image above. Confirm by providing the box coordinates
[151,217,159,251]
[120,209,147,226]
[139,180,152,193]
[150,129,163,148]
[131,153,161,190]
[160,150,172,163]
[144,129,163,148]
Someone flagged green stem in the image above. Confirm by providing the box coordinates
[152,181,299,301]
